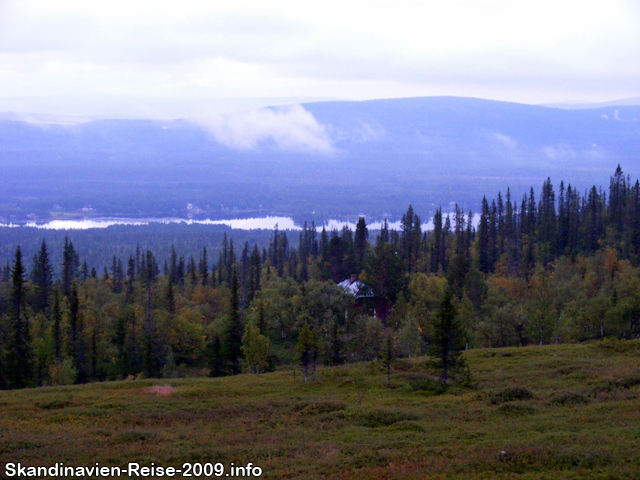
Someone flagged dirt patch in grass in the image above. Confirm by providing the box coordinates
[144,385,177,396]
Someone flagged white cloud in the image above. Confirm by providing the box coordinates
[492,133,518,149]
[352,122,385,142]
[542,144,577,160]
[196,105,334,154]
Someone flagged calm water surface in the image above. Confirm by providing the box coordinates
[1,214,478,231]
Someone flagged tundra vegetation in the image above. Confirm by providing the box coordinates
[1,341,640,479]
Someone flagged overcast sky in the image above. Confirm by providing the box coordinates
[1,0,639,118]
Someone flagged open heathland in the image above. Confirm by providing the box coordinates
[2,339,640,479]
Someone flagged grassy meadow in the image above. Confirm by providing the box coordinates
[2,340,640,479]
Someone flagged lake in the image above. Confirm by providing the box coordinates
[1,214,477,231]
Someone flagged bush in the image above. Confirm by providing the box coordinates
[48,358,77,386]
[592,338,640,354]
[349,408,423,428]
[549,391,589,406]
[497,403,537,415]
[298,401,347,415]
[38,399,72,410]
[490,387,534,404]
[591,372,640,397]
[112,431,156,444]
[405,377,446,395]
[616,373,640,389]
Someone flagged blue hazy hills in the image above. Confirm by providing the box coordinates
[1,96,638,222]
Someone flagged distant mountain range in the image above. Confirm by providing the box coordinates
[2,96,639,223]
[541,97,640,109]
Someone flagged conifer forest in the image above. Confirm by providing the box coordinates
[1,166,639,390]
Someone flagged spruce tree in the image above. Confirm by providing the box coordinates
[527,187,537,235]
[609,164,627,234]
[241,242,250,308]
[227,239,236,285]
[199,246,209,286]
[249,245,262,300]
[381,330,395,388]
[296,325,317,382]
[489,200,498,269]
[141,251,161,377]
[68,283,85,383]
[207,335,226,377]
[401,205,420,272]
[299,223,310,282]
[52,288,62,361]
[225,269,243,375]
[478,197,490,273]
[354,217,369,271]
[31,239,53,312]
[80,260,89,281]
[505,188,514,242]
[126,256,135,302]
[537,177,557,262]
[585,186,603,251]
[188,256,197,285]
[6,246,32,389]
[430,291,466,385]
[557,181,568,253]
[496,192,505,256]
[176,255,185,286]
[166,277,175,315]
[170,245,178,284]
[627,180,640,258]
[61,237,79,297]
[431,207,443,273]
[310,221,319,257]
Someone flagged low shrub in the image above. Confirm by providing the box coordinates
[112,431,157,444]
[38,399,72,410]
[490,387,534,404]
[549,391,589,406]
[497,403,537,415]
[348,408,423,428]
[405,377,446,395]
[591,372,640,397]
[592,338,640,354]
[387,420,427,432]
[299,401,347,415]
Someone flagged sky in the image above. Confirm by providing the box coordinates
[1,0,639,119]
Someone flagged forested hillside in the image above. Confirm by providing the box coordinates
[1,166,639,390]
[0,223,275,279]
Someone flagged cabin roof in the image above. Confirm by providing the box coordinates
[338,276,373,297]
